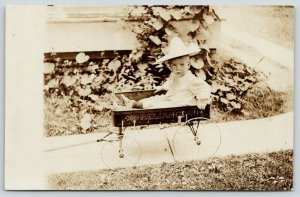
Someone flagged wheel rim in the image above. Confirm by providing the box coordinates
[173,117,221,161]
[101,135,142,168]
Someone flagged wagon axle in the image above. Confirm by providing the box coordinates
[119,149,124,158]
[194,136,201,145]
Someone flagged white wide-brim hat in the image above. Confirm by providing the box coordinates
[155,37,201,64]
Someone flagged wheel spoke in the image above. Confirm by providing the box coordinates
[194,120,201,136]
[187,122,196,136]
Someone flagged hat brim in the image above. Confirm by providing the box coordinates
[155,48,201,64]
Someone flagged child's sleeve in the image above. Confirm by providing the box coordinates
[161,78,171,91]
[189,77,211,101]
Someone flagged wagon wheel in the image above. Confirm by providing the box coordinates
[173,117,221,161]
[101,135,142,168]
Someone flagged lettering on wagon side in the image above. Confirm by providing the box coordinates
[122,108,201,125]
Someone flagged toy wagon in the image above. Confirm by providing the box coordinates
[97,90,221,168]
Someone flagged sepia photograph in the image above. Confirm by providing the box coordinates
[5,4,294,190]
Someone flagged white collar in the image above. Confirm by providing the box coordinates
[169,70,192,81]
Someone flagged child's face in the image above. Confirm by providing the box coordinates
[167,56,190,78]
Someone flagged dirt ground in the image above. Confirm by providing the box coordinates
[214,6,294,50]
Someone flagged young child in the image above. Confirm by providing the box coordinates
[120,37,211,110]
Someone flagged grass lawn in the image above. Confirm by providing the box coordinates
[48,149,293,190]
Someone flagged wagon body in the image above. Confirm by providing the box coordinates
[112,106,210,127]
[112,90,210,127]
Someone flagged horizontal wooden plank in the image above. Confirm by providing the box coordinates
[44,48,216,63]
[46,5,211,23]
[44,50,131,62]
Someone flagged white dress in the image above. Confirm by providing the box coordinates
[141,70,211,108]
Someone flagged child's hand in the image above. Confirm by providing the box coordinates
[197,98,209,110]
[197,103,207,110]
[154,86,164,93]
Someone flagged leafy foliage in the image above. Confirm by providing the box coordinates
[208,58,265,113]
